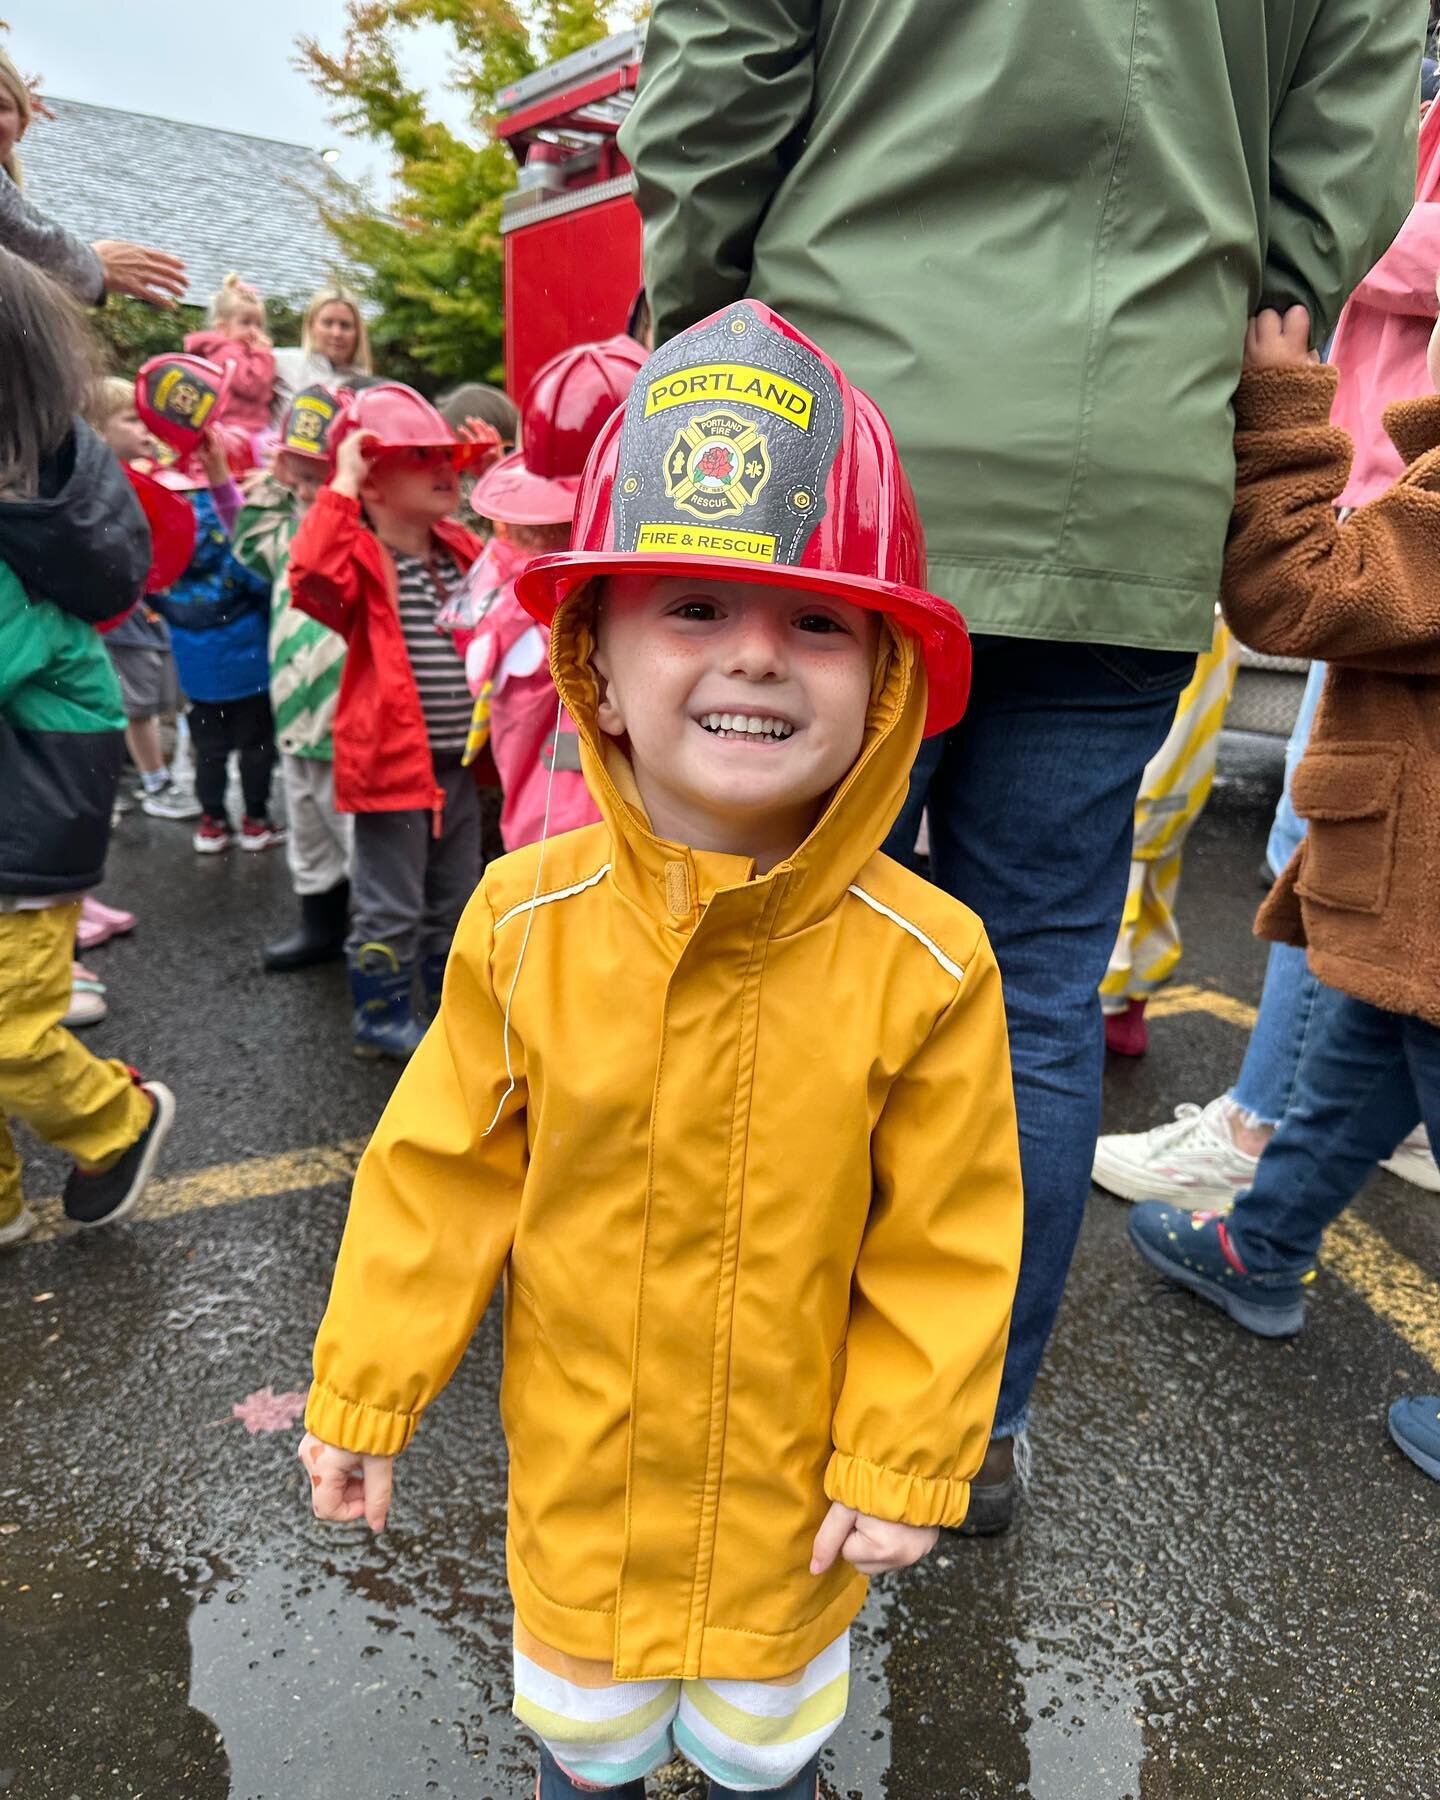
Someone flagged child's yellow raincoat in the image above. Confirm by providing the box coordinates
[307,601,1023,1681]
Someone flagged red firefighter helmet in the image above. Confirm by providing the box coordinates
[328,381,493,471]
[123,465,198,592]
[516,302,970,735]
[135,354,234,456]
[469,334,648,526]
[278,383,347,463]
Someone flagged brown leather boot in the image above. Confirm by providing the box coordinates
[957,1435,1017,1536]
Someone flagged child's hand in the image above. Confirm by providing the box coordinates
[197,429,232,489]
[809,1502,937,1577]
[332,429,380,498]
[298,1429,394,1532]
[1243,306,1317,371]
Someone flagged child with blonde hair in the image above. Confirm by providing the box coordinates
[185,273,276,447]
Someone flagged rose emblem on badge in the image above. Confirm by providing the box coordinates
[664,410,772,521]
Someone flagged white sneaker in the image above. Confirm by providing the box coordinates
[0,1204,36,1247]
[1381,1127,1440,1193]
[1092,1096,1260,1206]
[141,781,202,821]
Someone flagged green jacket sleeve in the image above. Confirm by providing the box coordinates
[1263,1,1421,337]
[619,0,820,344]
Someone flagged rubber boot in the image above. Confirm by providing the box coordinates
[707,1753,821,1798]
[418,951,448,1023]
[537,1744,644,1798]
[348,943,425,1061]
[264,879,350,972]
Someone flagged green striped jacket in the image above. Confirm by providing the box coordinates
[233,490,346,761]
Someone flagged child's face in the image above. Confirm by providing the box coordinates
[276,450,326,507]
[226,299,266,341]
[102,404,152,466]
[592,574,880,861]
[363,448,461,524]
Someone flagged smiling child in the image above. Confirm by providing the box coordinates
[298,304,1023,1799]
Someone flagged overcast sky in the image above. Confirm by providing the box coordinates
[5,0,478,195]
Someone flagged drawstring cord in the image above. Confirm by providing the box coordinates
[482,692,566,1138]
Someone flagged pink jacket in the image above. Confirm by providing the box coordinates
[461,537,599,851]
[1331,101,1440,508]
[184,328,277,437]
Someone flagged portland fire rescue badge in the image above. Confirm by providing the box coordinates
[664,411,772,522]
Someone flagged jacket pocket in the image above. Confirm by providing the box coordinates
[1291,746,1403,917]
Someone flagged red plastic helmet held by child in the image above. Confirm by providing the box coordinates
[516,302,971,735]
[328,381,495,472]
[124,465,197,592]
[469,335,648,527]
[135,354,234,456]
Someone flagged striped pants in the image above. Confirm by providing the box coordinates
[513,1620,848,1794]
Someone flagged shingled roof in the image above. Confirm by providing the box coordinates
[22,96,355,305]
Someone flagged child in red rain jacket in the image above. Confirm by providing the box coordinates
[288,383,492,1059]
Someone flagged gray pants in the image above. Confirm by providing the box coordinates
[348,761,484,966]
[281,753,353,896]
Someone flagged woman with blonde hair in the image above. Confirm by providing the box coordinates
[0,45,185,307]
[271,285,372,421]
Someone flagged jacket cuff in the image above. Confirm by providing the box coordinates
[1381,394,1440,469]
[316,484,363,520]
[305,1380,418,1456]
[824,1450,971,1529]
[1233,365,1338,433]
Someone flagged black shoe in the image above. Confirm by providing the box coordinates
[537,1744,644,1798]
[956,1435,1017,1537]
[263,880,350,972]
[62,1081,176,1228]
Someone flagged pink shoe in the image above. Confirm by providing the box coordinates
[77,895,136,950]
[1104,998,1149,1058]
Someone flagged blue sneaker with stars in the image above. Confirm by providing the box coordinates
[1127,1201,1312,1338]
[1387,1396,1440,1481]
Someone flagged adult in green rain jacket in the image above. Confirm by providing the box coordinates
[620,0,1422,1527]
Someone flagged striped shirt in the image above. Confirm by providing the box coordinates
[393,550,473,753]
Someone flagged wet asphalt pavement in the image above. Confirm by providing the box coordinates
[2,751,1437,1800]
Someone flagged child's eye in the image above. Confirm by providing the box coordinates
[795,611,850,635]
[671,599,719,621]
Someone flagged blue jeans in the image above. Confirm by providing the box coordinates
[886,635,1194,1433]
[1228,993,1440,1276]
[1232,660,1328,1126]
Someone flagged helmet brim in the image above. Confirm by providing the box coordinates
[515,551,970,736]
[366,438,496,474]
[468,451,580,525]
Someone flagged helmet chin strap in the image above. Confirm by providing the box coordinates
[483,692,566,1139]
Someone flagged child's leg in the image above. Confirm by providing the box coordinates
[0,904,152,1170]
[126,715,167,780]
[419,763,484,965]
[283,755,350,896]
[513,1622,678,1794]
[235,693,278,822]
[674,1632,848,1796]
[187,701,231,821]
[348,810,428,966]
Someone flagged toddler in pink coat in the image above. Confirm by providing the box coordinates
[456,335,646,850]
[184,273,277,451]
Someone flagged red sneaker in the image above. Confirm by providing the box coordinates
[1104,998,1149,1058]
[240,816,287,853]
[192,815,234,854]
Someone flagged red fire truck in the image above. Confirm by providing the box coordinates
[495,29,646,403]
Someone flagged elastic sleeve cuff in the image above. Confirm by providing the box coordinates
[316,485,363,519]
[305,1380,418,1456]
[1233,365,1338,433]
[824,1449,971,1530]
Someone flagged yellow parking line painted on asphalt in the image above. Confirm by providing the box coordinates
[25,1137,368,1245]
[1322,1213,1440,1370]
[1147,984,1259,1029]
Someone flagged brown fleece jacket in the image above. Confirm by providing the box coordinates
[1224,364,1440,1028]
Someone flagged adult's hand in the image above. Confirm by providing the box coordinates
[90,240,188,308]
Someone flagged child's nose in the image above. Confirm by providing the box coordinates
[725,613,787,680]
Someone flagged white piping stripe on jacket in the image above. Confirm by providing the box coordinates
[494,863,613,934]
[847,884,967,984]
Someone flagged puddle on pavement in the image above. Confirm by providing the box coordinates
[1014,1639,1145,1800]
